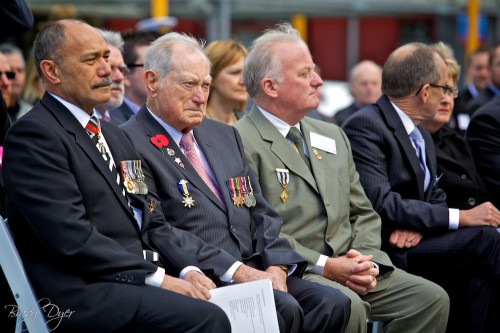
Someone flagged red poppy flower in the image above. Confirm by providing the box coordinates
[150,134,169,149]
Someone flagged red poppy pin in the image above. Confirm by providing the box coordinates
[150,134,169,154]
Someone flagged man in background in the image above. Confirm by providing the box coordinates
[110,29,157,125]
[95,29,127,122]
[0,43,31,121]
[333,60,382,126]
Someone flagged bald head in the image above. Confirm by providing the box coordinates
[382,42,441,98]
[349,60,382,106]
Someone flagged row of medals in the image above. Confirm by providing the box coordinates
[233,192,256,208]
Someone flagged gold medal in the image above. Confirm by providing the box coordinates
[280,190,289,203]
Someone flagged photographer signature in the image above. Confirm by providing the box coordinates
[5,298,75,331]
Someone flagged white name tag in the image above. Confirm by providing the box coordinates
[310,132,336,154]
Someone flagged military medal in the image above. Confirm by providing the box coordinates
[246,176,257,207]
[276,168,290,203]
[174,157,185,169]
[149,200,155,213]
[120,160,148,194]
[226,178,241,207]
[313,148,322,160]
[177,179,195,208]
[234,177,245,207]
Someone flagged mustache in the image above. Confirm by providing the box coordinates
[109,82,124,93]
[91,77,112,89]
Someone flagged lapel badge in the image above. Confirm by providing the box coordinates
[149,200,155,213]
[166,148,175,156]
[313,148,322,160]
[174,157,185,169]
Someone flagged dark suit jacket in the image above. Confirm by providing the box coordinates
[342,95,449,243]
[334,102,359,126]
[109,101,135,126]
[431,126,491,210]
[466,94,500,208]
[463,85,497,117]
[121,106,306,276]
[3,93,225,332]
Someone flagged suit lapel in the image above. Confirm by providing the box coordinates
[377,96,426,199]
[300,120,325,195]
[135,107,226,212]
[248,106,319,193]
[41,94,135,219]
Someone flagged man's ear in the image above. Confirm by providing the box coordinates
[40,60,60,84]
[262,77,278,98]
[417,83,430,103]
[144,70,158,96]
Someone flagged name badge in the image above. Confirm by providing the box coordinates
[310,132,336,154]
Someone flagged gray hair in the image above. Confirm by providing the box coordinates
[243,22,303,98]
[0,43,24,60]
[382,42,441,98]
[96,28,124,52]
[144,32,209,80]
[32,20,70,79]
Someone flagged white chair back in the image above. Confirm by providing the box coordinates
[0,216,49,333]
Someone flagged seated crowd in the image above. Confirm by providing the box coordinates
[1,15,500,333]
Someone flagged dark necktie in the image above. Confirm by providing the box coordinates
[85,116,125,196]
[409,127,430,190]
[179,132,224,203]
[286,127,311,170]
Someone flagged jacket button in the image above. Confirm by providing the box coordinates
[115,274,121,281]
[121,275,127,282]
[127,276,134,283]
[468,197,476,206]
[460,174,467,180]
[230,225,236,233]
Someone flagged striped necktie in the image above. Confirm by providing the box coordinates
[85,116,125,197]
[409,127,431,191]
[180,132,224,204]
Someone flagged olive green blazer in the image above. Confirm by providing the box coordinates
[235,106,394,291]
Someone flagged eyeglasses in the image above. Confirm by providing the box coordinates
[126,63,144,69]
[110,65,129,77]
[0,71,15,80]
[429,83,459,98]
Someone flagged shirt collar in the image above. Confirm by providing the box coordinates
[257,106,302,138]
[123,97,141,114]
[146,106,196,148]
[390,100,415,135]
[49,92,97,128]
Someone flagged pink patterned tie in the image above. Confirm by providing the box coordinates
[180,132,224,204]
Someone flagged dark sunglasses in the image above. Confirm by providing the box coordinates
[0,71,15,80]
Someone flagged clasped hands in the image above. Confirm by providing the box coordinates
[323,249,379,295]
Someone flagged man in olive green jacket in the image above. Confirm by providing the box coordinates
[235,22,450,333]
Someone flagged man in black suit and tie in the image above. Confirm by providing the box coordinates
[3,19,231,333]
[121,32,351,333]
[343,42,500,333]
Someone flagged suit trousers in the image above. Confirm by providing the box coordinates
[116,285,231,333]
[389,226,500,333]
[304,268,449,333]
[285,276,350,333]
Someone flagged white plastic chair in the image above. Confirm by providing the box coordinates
[0,216,49,333]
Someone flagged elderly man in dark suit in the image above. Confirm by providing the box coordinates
[343,42,500,333]
[121,31,351,333]
[3,19,232,333]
